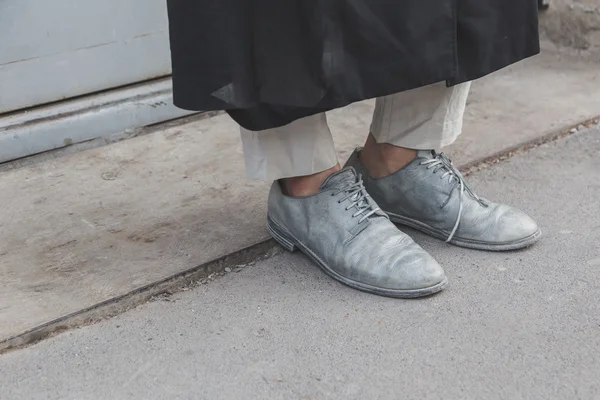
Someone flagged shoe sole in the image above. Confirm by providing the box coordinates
[387,212,542,251]
[267,216,448,299]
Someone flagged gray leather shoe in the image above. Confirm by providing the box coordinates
[345,149,541,251]
[267,168,448,298]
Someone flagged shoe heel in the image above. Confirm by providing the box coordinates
[267,217,298,252]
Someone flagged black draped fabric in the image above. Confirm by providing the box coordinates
[167,0,540,130]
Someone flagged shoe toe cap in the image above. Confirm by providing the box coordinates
[384,243,447,291]
[347,230,447,293]
[494,206,540,243]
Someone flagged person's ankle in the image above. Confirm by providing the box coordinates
[359,134,417,178]
[280,164,341,197]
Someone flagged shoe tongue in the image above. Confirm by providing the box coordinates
[320,168,358,191]
[416,150,436,160]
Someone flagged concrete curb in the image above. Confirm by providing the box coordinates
[1,115,598,354]
[0,239,280,354]
[461,115,600,176]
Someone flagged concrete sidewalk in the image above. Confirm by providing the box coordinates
[1,127,598,400]
[1,48,600,351]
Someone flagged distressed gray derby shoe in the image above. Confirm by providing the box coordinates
[345,149,541,251]
[267,168,447,298]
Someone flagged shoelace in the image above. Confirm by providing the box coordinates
[420,153,488,243]
[333,176,383,224]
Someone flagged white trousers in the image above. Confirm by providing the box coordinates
[240,81,471,181]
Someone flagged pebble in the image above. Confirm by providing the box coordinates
[569,128,578,134]
[224,267,232,273]
[577,124,585,131]
[594,119,600,125]
[234,268,244,273]
[101,171,118,181]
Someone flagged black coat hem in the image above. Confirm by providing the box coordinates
[174,51,539,132]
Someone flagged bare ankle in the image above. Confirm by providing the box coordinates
[280,164,341,197]
[360,134,417,178]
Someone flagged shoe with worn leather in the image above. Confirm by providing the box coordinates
[345,149,541,251]
[267,167,448,298]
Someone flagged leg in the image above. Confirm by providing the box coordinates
[361,81,471,178]
[345,82,541,250]
[240,113,447,297]
[240,113,340,196]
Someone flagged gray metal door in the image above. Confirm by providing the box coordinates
[0,0,195,164]
[0,0,172,113]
